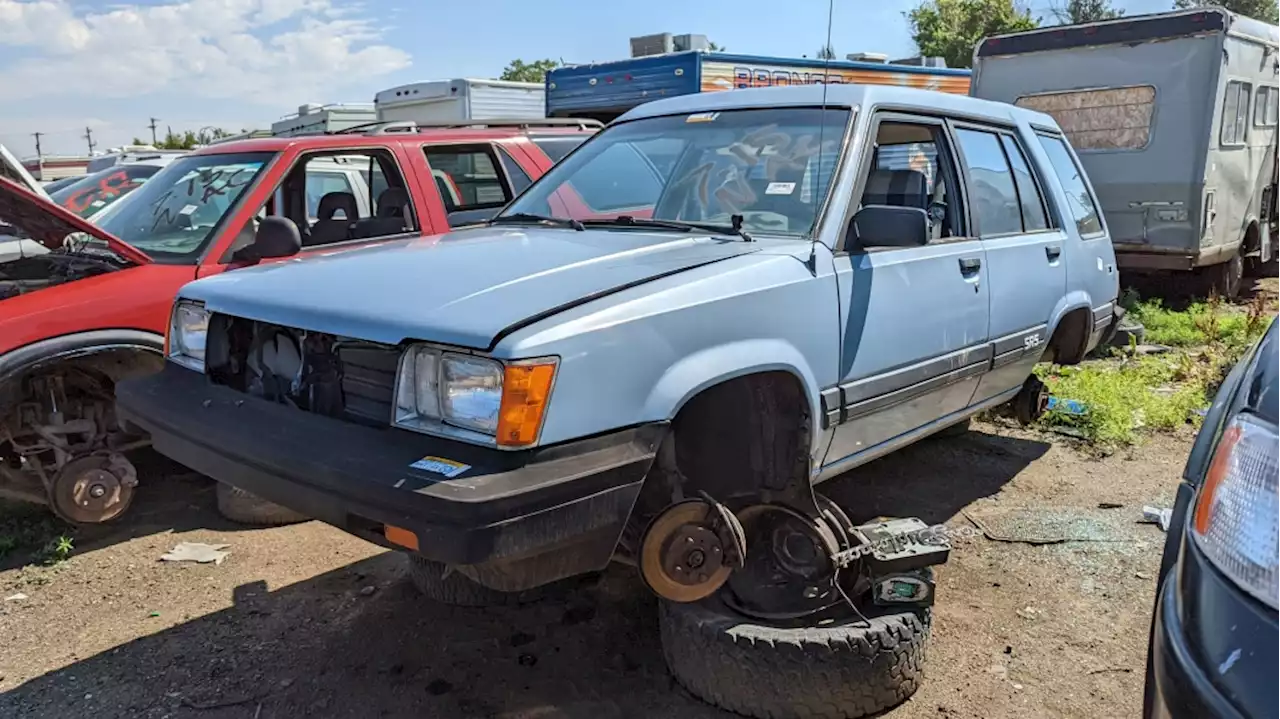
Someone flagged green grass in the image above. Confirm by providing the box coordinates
[1038,292,1272,447]
[0,501,74,566]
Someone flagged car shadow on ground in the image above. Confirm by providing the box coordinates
[0,428,1049,719]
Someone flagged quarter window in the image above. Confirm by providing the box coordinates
[953,128,1022,237]
[1221,81,1252,145]
[999,135,1050,232]
[497,148,534,195]
[1036,134,1104,237]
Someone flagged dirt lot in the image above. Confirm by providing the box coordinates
[0,415,1188,719]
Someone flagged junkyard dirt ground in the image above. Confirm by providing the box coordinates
[0,418,1189,719]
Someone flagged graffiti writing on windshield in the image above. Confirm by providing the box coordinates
[149,166,256,231]
[64,170,143,215]
[667,125,834,216]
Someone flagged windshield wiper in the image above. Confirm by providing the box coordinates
[581,215,754,242]
[490,213,584,231]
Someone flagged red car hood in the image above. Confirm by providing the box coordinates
[0,176,151,265]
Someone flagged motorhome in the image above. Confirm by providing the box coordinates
[972,9,1280,295]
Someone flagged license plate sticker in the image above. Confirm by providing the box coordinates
[408,456,471,478]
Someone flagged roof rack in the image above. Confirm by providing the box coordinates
[331,118,603,135]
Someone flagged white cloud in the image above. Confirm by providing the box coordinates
[0,0,411,104]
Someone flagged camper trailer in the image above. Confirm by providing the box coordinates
[972,9,1279,295]
[374,79,545,124]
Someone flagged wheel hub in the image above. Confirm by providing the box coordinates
[49,454,137,524]
[639,499,744,603]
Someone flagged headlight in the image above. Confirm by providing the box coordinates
[1192,413,1279,609]
[168,300,209,372]
[394,345,557,448]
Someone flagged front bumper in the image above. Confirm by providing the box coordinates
[1147,538,1277,719]
[117,364,664,590]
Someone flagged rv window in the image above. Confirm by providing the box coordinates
[1036,134,1103,238]
[1221,81,1251,146]
[953,128,1022,237]
[1015,86,1154,152]
[1254,86,1278,128]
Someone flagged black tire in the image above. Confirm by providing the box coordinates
[660,596,931,719]
[215,482,308,526]
[405,554,549,607]
[934,416,971,438]
[1202,253,1244,299]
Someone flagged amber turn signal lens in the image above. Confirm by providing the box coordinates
[496,362,557,447]
[384,524,419,551]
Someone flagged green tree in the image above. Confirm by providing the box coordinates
[908,0,1040,69]
[816,44,837,60]
[499,58,561,83]
[707,41,727,51]
[1173,0,1277,24]
[1051,0,1124,24]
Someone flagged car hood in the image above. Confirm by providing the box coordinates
[0,177,151,265]
[182,227,760,349]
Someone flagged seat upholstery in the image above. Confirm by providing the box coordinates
[352,187,412,239]
[862,169,929,210]
[308,192,358,246]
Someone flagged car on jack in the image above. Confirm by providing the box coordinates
[117,85,1120,718]
[0,119,599,526]
[1143,316,1277,719]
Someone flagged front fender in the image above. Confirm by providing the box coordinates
[641,339,824,457]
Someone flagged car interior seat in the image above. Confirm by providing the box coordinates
[307,192,358,246]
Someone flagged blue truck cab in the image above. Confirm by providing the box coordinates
[117,84,1120,719]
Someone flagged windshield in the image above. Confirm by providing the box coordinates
[503,108,849,237]
[50,165,162,219]
[95,152,273,260]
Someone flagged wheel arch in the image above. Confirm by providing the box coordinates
[641,339,824,459]
[0,329,165,387]
[1045,293,1095,365]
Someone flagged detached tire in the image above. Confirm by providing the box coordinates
[405,555,548,607]
[660,596,931,719]
[215,482,308,526]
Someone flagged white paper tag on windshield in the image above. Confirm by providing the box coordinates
[765,182,796,195]
[179,204,198,216]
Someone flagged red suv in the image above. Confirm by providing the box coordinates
[0,119,599,523]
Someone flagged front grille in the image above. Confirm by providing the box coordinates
[207,314,400,428]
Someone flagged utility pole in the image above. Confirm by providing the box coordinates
[83,126,96,156]
[148,117,160,145]
[31,132,43,159]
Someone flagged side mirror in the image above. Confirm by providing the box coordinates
[232,216,301,263]
[849,206,929,249]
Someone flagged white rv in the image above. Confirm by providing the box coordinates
[374,79,545,124]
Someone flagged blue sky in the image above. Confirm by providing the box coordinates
[0,0,1173,157]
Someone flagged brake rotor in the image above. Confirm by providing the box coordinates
[639,500,734,603]
[48,454,137,524]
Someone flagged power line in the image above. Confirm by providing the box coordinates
[83,126,97,156]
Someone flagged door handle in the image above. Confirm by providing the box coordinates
[958,257,982,275]
[1046,245,1062,261]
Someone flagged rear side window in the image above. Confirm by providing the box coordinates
[1036,134,1104,237]
[424,146,511,211]
[953,128,1022,237]
[1221,81,1252,146]
[497,148,533,194]
[999,135,1050,232]
[1254,86,1278,127]
[531,136,588,164]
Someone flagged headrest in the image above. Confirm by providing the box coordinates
[863,169,929,209]
[317,192,358,220]
[376,187,410,218]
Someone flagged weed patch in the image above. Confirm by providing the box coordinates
[1040,293,1272,446]
[0,501,73,566]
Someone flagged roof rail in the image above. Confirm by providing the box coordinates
[330,118,603,135]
